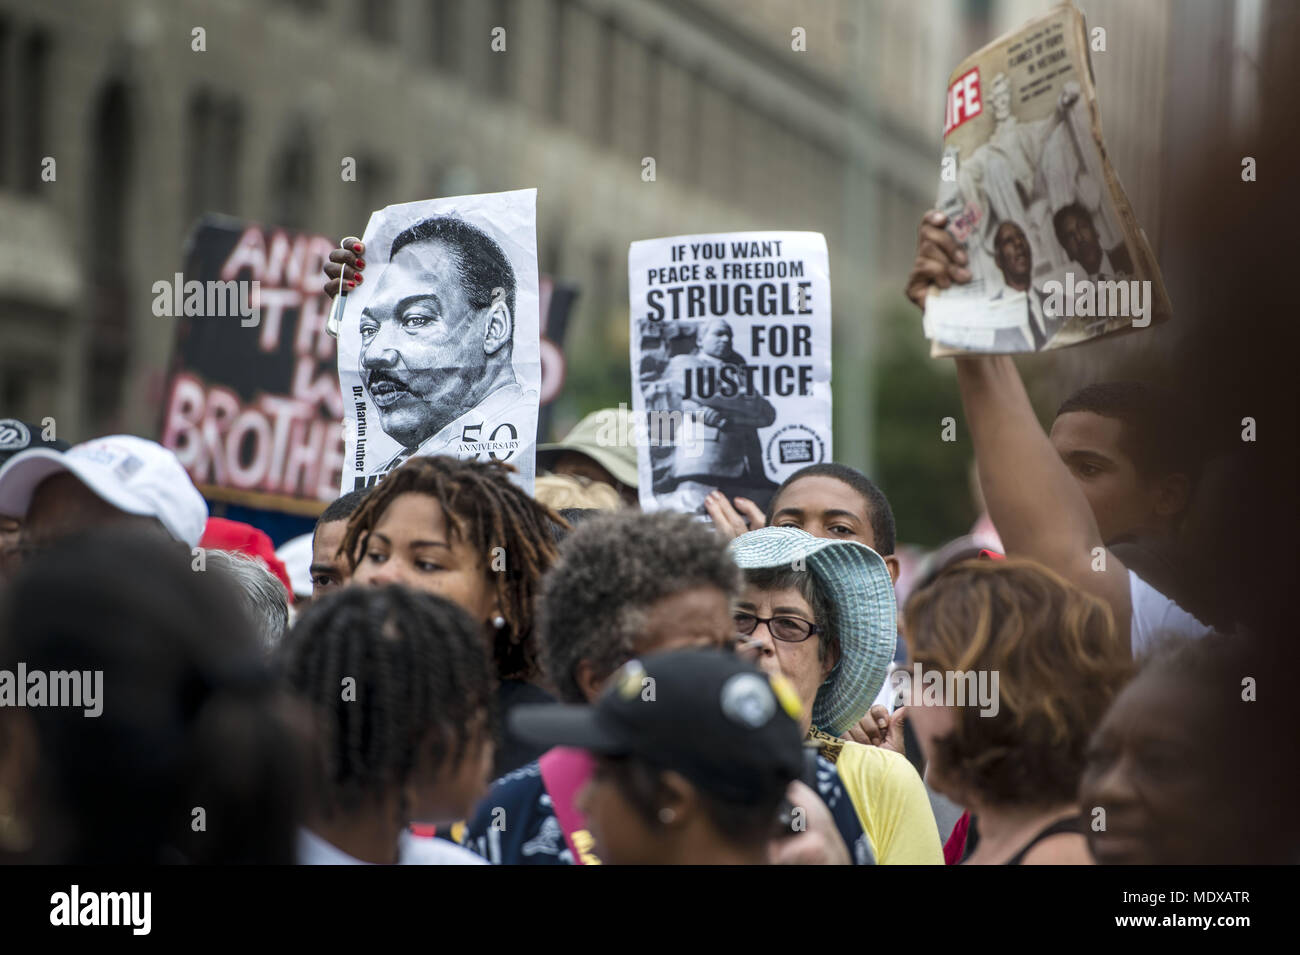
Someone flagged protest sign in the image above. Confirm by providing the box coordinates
[924,2,1171,355]
[159,216,343,513]
[336,190,541,493]
[536,274,580,441]
[628,231,832,514]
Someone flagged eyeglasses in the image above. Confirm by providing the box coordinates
[733,611,821,644]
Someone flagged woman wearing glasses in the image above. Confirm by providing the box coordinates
[729,527,943,864]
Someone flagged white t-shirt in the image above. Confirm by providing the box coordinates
[398,830,487,865]
[297,828,487,865]
[298,828,365,865]
[1128,569,1212,657]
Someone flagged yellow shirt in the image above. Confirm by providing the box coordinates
[831,738,944,865]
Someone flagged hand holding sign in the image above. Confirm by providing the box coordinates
[702,490,767,542]
[323,238,366,298]
[335,190,541,494]
[905,210,971,311]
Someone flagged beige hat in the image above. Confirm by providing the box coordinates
[536,407,639,489]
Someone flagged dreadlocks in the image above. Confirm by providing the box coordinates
[280,585,498,819]
[337,456,565,681]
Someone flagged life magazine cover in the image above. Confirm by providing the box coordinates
[924,1,1171,356]
[337,190,540,494]
[629,232,832,515]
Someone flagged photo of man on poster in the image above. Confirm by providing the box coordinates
[657,318,778,506]
[357,215,535,474]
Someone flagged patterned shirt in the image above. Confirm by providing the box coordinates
[461,751,875,865]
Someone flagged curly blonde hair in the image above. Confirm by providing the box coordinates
[533,473,623,511]
[903,558,1132,808]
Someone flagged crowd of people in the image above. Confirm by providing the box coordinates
[0,211,1293,867]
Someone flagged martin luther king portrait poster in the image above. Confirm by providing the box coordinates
[338,190,541,493]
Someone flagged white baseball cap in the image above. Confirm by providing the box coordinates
[0,434,208,547]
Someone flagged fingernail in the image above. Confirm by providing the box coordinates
[956,250,968,264]
[356,259,365,269]
[348,281,355,289]
[877,719,888,729]
[354,273,362,283]
[352,243,362,253]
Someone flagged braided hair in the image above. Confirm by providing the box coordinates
[280,585,498,819]
[337,456,564,681]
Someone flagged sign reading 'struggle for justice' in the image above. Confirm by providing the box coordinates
[336,189,541,494]
[628,231,832,515]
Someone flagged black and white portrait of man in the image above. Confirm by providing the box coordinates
[340,191,540,491]
[988,220,1059,351]
[637,317,778,512]
[1051,201,1133,282]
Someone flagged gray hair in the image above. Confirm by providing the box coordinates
[204,549,290,653]
[538,510,741,704]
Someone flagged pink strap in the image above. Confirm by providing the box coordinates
[537,747,599,865]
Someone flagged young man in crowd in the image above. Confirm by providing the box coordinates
[308,489,369,599]
[706,462,901,584]
[1049,382,1203,614]
[1051,382,1195,547]
[904,209,1210,655]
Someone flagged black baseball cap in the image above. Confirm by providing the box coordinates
[0,419,69,469]
[509,648,805,804]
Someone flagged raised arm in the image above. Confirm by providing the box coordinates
[907,211,1132,636]
[954,354,1130,634]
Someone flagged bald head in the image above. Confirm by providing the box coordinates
[699,319,734,359]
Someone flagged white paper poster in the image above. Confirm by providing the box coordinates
[337,190,540,493]
[628,231,832,515]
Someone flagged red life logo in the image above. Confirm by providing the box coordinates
[944,68,982,136]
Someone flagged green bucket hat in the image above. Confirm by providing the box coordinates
[536,407,640,489]
[728,526,897,737]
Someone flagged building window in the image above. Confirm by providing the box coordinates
[351,153,394,231]
[19,29,50,194]
[269,124,314,230]
[86,81,133,433]
[0,18,8,189]
[433,0,463,75]
[487,0,515,99]
[359,0,397,45]
[684,69,704,186]
[186,90,243,223]
[594,16,617,147]
[547,0,566,124]
[644,41,661,158]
